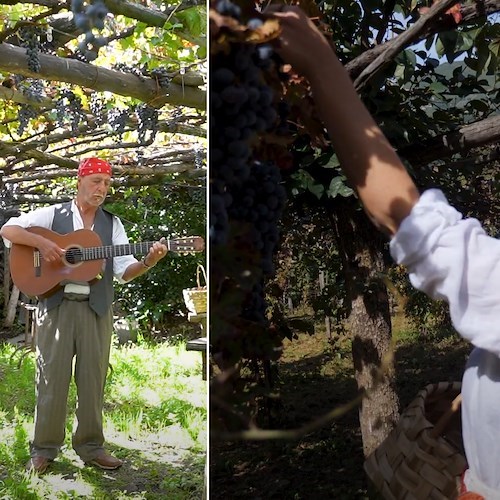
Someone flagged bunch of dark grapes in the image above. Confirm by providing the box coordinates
[210,0,292,376]
[72,0,109,62]
[18,26,43,73]
[23,79,45,102]
[112,63,146,81]
[149,67,171,88]
[54,89,86,133]
[17,104,38,136]
[108,108,128,137]
[227,160,286,276]
[136,104,159,144]
[89,93,106,126]
[210,38,279,246]
[209,0,286,336]
[16,79,45,135]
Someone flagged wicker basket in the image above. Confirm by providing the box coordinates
[364,381,466,500]
[183,264,207,314]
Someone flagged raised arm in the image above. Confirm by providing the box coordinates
[267,6,420,236]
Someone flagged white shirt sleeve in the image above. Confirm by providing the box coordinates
[390,189,500,358]
[1,205,56,247]
[111,215,139,282]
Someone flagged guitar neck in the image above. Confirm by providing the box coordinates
[82,241,160,261]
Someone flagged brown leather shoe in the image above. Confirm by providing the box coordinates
[25,456,52,474]
[86,452,123,470]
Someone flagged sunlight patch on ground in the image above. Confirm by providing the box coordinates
[21,471,94,499]
[41,473,94,497]
[105,424,204,467]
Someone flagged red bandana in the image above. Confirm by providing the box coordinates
[78,157,112,177]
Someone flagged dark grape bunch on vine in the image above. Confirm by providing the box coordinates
[71,0,110,62]
[112,63,146,81]
[136,104,159,144]
[113,64,172,89]
[55,89,86,134]
[108,108,128,137]
[18,26,43,73]
[149,68,172,89]
[16,79,46,136]
[17,105,39,136]
[210,0,284,258]
[210,0,290,364]
[89,93,106,126]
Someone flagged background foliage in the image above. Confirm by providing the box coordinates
[209,0,500,438]
[0,0,207,331]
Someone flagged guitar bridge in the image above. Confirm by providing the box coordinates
[33,250,41,277]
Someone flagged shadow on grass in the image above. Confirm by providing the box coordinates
[0,435,205,499]
[210,332,471,500]
[0,338,206,500]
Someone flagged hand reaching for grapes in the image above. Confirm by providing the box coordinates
[264,5,334,80]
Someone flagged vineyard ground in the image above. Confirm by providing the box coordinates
[210,316,470,499]
[0,324,205,500]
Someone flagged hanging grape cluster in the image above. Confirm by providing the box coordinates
[149,67,172,88]
[194,146,205,169]
[89,93,106,126]
[18,26,43,72]
[210,44,279,246]
[17,105,38,136]
[16,79,46,136]
[24,79,45,102]
[112,63,146,81]
[71,0,109,62]
[113,64,172,89]
[55,89,86,133]
[108,108,128,137]
[210,2,284,248]
[210,0,288,361]
[136,104,159,144]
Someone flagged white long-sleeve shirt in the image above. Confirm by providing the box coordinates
[390,189,500,497]
[2,201,138,282]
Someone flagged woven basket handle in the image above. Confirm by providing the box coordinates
[196,264,207,288]
[429,393,462,439]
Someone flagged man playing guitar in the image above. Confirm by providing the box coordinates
[1,157,167,474]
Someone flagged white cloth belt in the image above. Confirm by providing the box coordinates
[63,283,90,295]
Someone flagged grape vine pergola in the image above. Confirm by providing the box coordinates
[0,0,207,327]
[0,0,207,207]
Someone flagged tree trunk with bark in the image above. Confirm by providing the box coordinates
[336,204,400,457]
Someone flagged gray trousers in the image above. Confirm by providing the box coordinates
[31,294,113,462]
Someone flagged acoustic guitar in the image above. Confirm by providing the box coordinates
[9,226,205,298]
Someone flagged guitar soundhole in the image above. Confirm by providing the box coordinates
[64,246,84,265]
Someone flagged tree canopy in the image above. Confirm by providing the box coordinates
[0,0,207,206]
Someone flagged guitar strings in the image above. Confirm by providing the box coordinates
[62,237,200,263]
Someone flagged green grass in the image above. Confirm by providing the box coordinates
[0,336,206,499]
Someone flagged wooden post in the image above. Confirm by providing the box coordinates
[4,284,19,327]
[319,270,332,339]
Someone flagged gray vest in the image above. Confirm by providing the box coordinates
[40,202,114,317]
